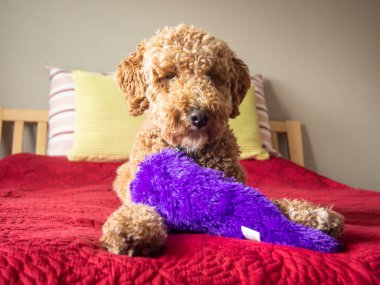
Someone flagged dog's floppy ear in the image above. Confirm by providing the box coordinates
[229,57,251,118]
[116,43,149,116]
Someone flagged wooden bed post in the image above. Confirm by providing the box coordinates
[270,120,305,167]
[0,108,3,146]
[285,120,304,167]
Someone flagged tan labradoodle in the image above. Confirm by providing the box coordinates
[101,24,344,256]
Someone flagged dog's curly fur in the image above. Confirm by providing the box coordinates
[101,25,344,256]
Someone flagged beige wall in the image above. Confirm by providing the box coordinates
[1,0,379,191]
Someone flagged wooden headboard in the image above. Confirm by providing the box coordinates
[0,108,304,166]
[0,108,48,156]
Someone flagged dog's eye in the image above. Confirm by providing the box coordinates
[158,73,176,82]
[207,72,224,86]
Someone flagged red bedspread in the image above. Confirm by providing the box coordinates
[0,154,379,284]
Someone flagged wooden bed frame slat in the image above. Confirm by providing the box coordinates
[36,121,48,155]
[271,131,280,152]
[12,121,24,154]
[3,108,48,122]
[0,108,304,166]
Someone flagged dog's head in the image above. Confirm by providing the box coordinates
[116,24,250,151]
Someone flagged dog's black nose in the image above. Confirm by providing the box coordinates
[189,108,209,128]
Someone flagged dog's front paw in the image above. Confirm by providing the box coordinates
[100,204,167,256]
[273,198,344,238]
[312,207,344,238]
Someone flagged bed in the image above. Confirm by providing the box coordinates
[1,108,380,284]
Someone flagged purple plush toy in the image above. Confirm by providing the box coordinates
[130,148,341,253]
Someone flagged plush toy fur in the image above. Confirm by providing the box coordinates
[130,148,341,253]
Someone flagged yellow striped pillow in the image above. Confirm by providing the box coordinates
[68,70,146,162]
[229,87,269,160]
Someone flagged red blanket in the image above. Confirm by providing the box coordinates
[0,154,379,284]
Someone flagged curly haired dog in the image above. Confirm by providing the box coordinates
[101,24,344,256]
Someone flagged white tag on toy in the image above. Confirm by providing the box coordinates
[241,226,261,242]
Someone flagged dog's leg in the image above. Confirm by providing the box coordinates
[113,162,137,201]
[272,198,344,238]
[100,203,167,256]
